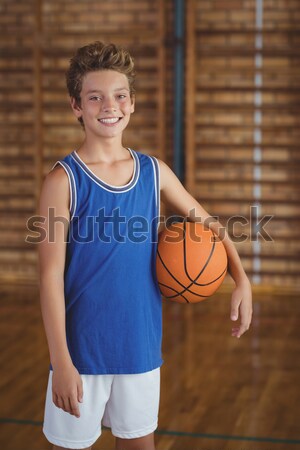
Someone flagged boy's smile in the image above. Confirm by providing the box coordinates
[71,70,135,139]
[98,117,122,126]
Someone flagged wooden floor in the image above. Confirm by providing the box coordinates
[0,284,299,450]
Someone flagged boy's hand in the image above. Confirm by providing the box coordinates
[52,363,83,418]
[230,279,252,338]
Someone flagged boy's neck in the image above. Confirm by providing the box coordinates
[77,136,128,163]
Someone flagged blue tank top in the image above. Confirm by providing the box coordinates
[50,149,163,374]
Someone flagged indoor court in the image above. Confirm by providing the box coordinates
[0,1,299,449]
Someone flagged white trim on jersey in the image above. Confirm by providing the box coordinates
[149,156,161,223]
[71,148,140,193]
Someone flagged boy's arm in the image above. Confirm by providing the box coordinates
[38,166,83,417]
[158,159,252,338]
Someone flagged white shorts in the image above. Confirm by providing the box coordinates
[43,367,160,449]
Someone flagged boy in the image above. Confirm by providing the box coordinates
[39,42,252,450]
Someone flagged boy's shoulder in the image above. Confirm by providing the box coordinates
[39,164,69,213]
[132,149,159,163]
[43,158,70,189]
[43,166,67,192]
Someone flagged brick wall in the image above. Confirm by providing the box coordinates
[186,0,300,287]
[1,0,299,287]
[0,0,172,284]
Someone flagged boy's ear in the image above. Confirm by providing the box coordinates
[70,97,82,118]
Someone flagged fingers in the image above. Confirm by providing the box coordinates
[230,294,240,321]
[69,396,81,418]
[230,283,252,338]
[231,307,252,338]
[230,309,239,322]
[55,395,66,411]
[51,370,83,418]
[231,321,250,338]
[52,391,81,417]
[77,379,84,404]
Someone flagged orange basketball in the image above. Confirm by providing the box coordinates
[156,221,227,304]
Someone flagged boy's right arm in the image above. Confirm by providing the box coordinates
[38,166,83,418]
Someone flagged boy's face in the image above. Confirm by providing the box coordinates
[71,69,135,140]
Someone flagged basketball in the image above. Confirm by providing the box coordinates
[156,221,228,304]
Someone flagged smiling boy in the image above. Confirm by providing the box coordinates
[39,41,252,450]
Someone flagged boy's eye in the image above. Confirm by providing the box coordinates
[90,96,101,101]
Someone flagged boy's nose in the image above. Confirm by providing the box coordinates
[102,98,117,111]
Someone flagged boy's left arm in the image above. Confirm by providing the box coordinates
[158,159,252,338]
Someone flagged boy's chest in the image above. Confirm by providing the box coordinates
[86,158,134,187]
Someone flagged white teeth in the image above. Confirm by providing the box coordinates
[99,117,120,124]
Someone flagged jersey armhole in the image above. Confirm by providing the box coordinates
[51,161,77,220]
[149,156,161,219]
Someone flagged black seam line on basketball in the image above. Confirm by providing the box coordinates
[186,264,227,287]
[182,225,228,286]
[180,222,224,291]
[183,221,218,286]
[157,250,210,299]
[157,250,209,298]
[158,281,190,303]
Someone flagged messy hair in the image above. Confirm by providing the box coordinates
[66,41,136,125]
